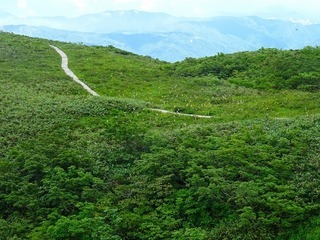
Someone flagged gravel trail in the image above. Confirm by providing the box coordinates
[50,45,99,96]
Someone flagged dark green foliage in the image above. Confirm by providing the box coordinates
[112,119,319,239]
[1,32,320,239]
[174,47,320,90]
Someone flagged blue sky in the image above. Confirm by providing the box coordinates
[1,0,319,21]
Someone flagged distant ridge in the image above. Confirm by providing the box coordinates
[2,11,320,61]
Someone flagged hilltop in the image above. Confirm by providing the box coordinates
[0,32,320,239]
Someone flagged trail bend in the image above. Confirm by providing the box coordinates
[50,45,99,96]
[50,45,212,119]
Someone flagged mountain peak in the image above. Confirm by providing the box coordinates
[3,12,320,62]
[98,9,172,17]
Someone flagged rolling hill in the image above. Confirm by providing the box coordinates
[0,32,320,239]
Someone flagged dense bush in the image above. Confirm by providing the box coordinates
[174,47,320,91]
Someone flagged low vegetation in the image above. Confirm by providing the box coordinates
[0,32,320,239]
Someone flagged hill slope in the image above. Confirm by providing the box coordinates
[0,32,320,239]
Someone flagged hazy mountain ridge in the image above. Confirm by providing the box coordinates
[2,10,320,62]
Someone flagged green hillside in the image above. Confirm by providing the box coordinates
[1,32,320,239]
[173,47,320,90]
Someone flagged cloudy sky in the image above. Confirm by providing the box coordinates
[1,0,319,21]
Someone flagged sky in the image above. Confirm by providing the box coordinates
[1,0,319,21]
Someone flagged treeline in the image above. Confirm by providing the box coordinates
[174,47,320,91]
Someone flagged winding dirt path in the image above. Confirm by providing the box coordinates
[50,45,99,96]
[50,45,212,119]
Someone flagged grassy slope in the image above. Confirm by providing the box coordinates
[56,43,320,119]
[1,33,320,239]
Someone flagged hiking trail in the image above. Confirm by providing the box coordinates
[50,45,212,119]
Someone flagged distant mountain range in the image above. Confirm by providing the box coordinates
[1,10,320,62]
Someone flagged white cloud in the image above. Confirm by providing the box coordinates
[113,0,136,3]
[16,0,36,16]
[71,0,87,11]
[4,0,320,21]
[139,0,157,11]
[17,0,27,9]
